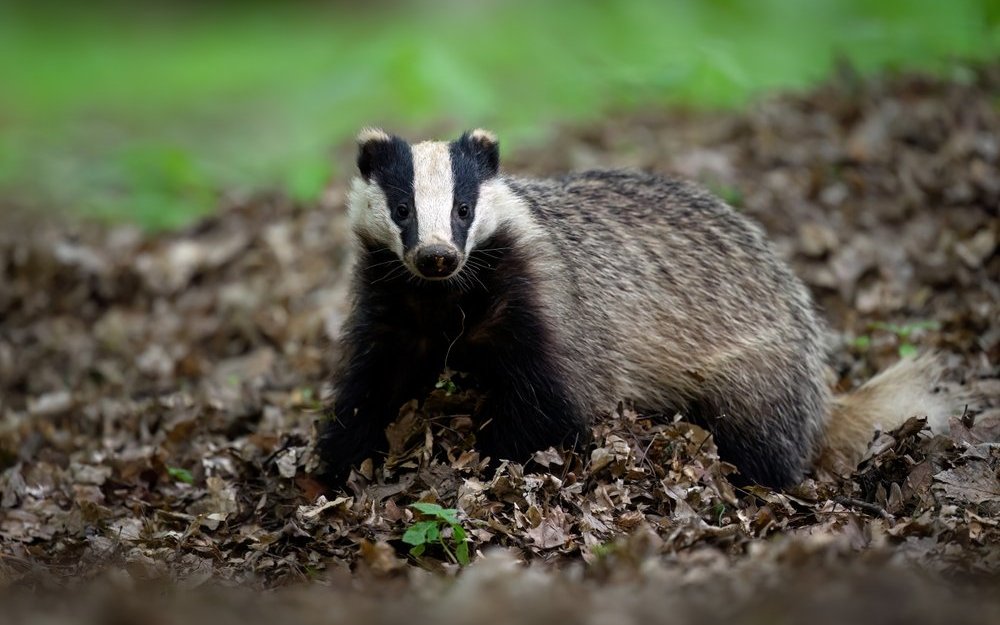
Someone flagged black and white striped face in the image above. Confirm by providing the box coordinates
[348,128,501,280]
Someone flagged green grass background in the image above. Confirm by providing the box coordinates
[1,0,997,229]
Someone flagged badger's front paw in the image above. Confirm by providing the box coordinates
[312,418,381,487]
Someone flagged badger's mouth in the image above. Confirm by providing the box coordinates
[406,244,464,280]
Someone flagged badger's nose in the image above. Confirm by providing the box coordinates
[414,245,460,278]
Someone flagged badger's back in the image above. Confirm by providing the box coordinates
[508,171,828,396]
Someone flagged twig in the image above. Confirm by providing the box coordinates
[833,496,893,520]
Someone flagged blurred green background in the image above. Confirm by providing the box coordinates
[1,0,997,230]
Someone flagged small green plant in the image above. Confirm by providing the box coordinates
[297,387,323,410]
[434,374,458,396]
[167,466,194,484]
[868,320,940,358]
[712,502,727,525]
[850,334,872,350]
[402,503,470,565]
[708,183,744,208]
[589,541,617,559]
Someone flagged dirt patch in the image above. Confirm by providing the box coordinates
[1,65,998,622]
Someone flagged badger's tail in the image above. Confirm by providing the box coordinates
[816,352,963,476]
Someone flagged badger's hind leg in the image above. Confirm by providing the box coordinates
[687,366,828,488]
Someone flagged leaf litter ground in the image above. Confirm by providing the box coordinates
[1,66,999,624]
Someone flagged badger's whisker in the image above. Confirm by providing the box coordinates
[468,271,488,291]
[456,272,472,293]
[369,263,408,285]
[366,257,404,270]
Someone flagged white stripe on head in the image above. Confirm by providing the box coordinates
[411,141,454,247]
[347,177,403,256]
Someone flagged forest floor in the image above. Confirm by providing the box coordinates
[1,65,998,624]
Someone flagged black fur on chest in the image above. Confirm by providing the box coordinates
[351,227,534,380]
[316,226,586,485]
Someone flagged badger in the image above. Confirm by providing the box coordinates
[315,127,958,488]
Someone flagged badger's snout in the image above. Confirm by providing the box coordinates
[413,244,460,279]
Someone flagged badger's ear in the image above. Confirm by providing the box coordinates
[458,128,500,178]
[356,127,398,181]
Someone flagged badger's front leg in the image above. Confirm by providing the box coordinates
[470,312,588,464]
[475,384,588,465]
[315,326,436,484]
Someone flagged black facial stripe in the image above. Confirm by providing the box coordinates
[448,141,482,251]
[365,137,418,252]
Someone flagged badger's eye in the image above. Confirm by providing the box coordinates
[456,202,470,219]
[394,203,410,220]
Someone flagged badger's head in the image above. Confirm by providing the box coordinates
[348,127,503,281]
